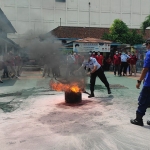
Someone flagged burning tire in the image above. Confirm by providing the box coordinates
[65,91,82,103]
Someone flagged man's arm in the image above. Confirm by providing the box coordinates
[90,66,97,74]
[136,68,149,89]
[86,65,97,75]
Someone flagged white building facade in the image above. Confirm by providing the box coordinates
[0,0,150,47]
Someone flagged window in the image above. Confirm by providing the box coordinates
[55,0,66,2]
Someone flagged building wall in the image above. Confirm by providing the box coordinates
[0,0,150,47]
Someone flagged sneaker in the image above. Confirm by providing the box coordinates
[0,80,3,83]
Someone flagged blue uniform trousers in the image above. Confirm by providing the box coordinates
[137,86,150,116]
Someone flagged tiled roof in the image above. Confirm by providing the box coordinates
[75,37,112,43]
[51,26,150,40]
[51,26,109,39]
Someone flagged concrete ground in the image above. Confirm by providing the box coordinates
[0,71,150,150]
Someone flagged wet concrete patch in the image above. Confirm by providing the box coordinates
[0,87,55,113]
[0,99,22,112]
[0,79,17,87]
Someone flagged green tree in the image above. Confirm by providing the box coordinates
[102,19,144,45]
[128,30,144,45]
[141,15,150,34]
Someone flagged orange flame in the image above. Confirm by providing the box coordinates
[50,80,82,93]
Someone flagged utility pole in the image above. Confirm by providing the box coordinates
[89,2,91,37]
[60,18,61,26]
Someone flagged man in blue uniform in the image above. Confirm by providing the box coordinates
[130,38,150,126]
[76,53,111,98]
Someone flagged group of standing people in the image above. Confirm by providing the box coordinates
[0,51,22,83]
[66,52,84,77]
[113,51,138,77]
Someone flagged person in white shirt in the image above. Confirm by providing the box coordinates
[76,53,111,98]
[120,51,130,76]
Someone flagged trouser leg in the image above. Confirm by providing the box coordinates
[97,67,110,90]
[120,63,124,75]
[133,65,136,76]
[117,65,120,75]
[130,86,150,126]
[90,72,97,94]
[114,65,117,75]
[122,62,127,74]
[16,65,21,76]
[128,64,130,74]
[115,65,120,75]
[10,65,17,77]
[136,87,150,116]
[130,65,132,75]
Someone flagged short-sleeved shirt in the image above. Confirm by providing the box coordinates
[82,57,101,70]
[143,50,150,87]
[96,55,103,65]
[121,54,130,62]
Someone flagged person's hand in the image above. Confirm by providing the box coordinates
[136,83,141,89]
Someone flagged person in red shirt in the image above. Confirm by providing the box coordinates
[113,51,121,76]
[106,55,112,71]
[96,51,103,66]
[128,51,137,76]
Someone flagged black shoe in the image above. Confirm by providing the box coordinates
[107,88,111,94]
[88,94,95,98]
[0,80,3,83]
[130,119,144,126]
[130,113,144,126]
[147,120,150,125]
[108,89,111,94]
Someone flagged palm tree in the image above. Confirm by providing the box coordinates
[141,15,150,34]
